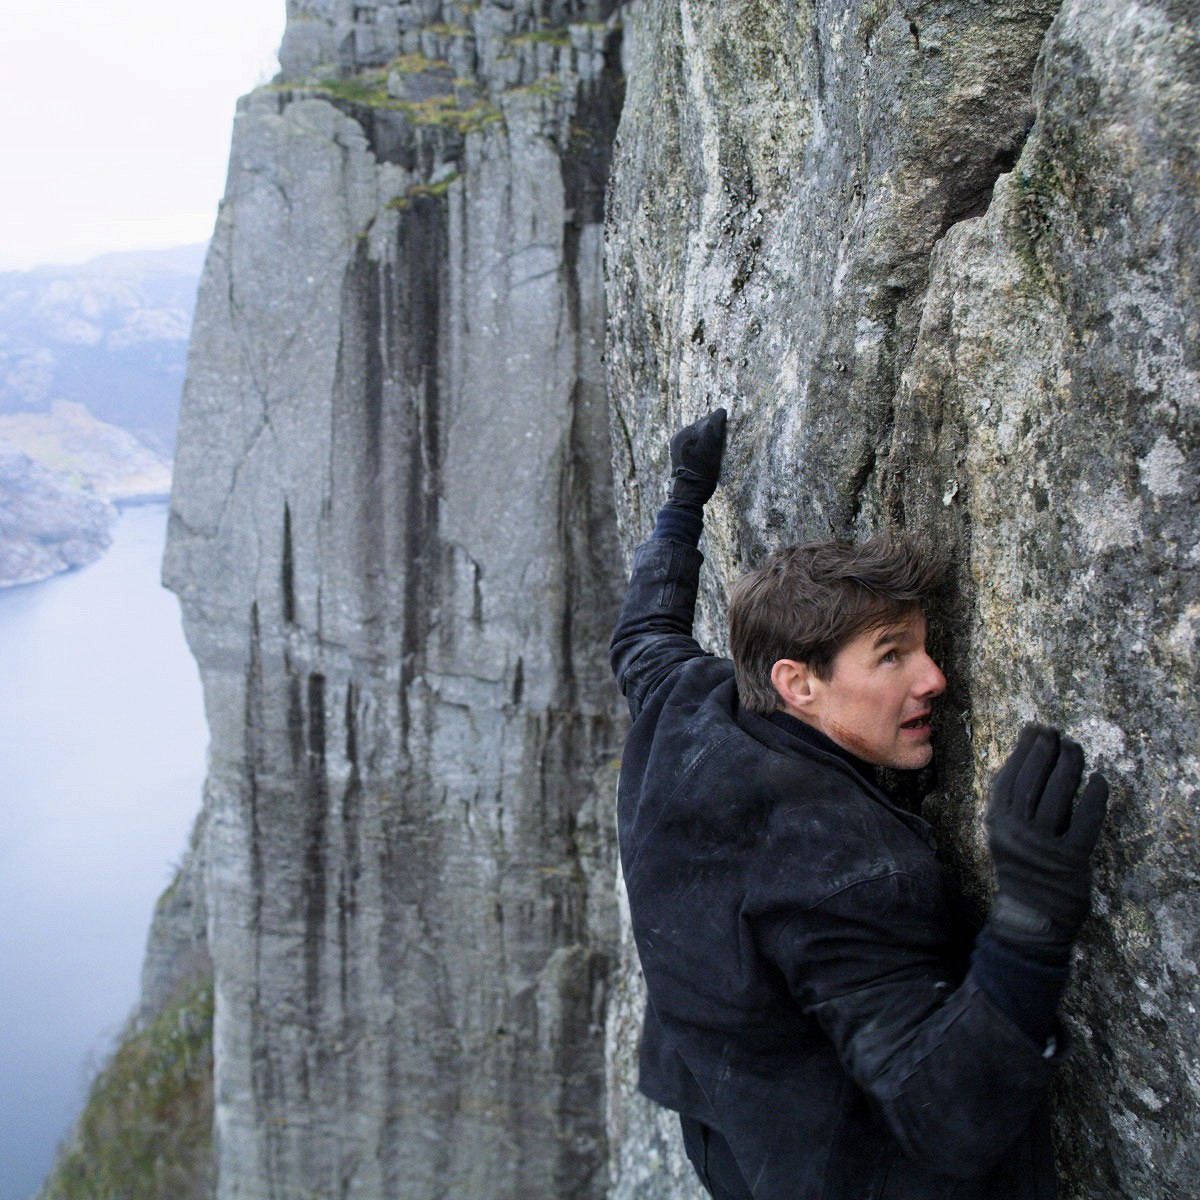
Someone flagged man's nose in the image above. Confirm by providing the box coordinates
[916,653,947,699]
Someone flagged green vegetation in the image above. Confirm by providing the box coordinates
[314,68,391,105]
[389,53,452,76]
[510,28,573,49]
[40,980,215,1200]
[399,94,500,130]
[299,58,500,132]
[423,170,461,195]
[506,73,567,101]
[387,171,463,210]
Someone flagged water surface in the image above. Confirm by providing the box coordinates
[0,504,207,1200]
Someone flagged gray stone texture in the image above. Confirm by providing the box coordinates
[166,3,625,1198]
[605,2,1198,1199]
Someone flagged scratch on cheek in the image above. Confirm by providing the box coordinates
[826,719,875,760]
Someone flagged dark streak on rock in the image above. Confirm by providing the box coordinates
[282,501,296,624]
[307,672,327,763]
[392,192,447,747]
[340,682,361,1013]
[512,655,525,707]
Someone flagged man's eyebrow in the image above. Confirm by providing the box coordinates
[870,627,912,649]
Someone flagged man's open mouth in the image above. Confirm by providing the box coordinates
[900,713,932,732]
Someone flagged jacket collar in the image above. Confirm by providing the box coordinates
[737,703,938,848]
[764,709,878,781]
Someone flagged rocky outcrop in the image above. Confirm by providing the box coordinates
[0,441,113,587]
[165,4,625,1198]
[605,3,1198,1199]
[139,817,212,1029]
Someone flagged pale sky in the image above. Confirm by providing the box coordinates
[0,0,286,271]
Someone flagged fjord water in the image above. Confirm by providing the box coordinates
[0,504,207,1200]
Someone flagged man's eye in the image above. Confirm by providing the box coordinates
[880,650,897,663]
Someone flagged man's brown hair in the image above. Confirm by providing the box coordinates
[728,536,946,714]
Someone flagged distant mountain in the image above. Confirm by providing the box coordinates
[0,400,171,504]
[0,244,205,454]
[0,246,200,586]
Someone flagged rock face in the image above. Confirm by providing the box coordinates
[160,0,1197,1197]
[605,3,1198,1199]
[164,4,626,1198]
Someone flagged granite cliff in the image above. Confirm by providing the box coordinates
[134,1,1198,1198]
[164,3,626,1197]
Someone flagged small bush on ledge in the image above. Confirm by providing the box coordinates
[39,978,215,1200]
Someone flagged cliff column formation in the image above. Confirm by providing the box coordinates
[605,3,1198,1199]
[165,3,626,1197]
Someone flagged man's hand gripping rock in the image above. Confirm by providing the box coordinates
[666,408,728,511]
[986,724,1109,962]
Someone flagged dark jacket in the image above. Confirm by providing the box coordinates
[611,539,1062,1200]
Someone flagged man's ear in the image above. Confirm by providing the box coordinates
[771,658,818,719]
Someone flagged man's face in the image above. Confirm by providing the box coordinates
[805,611,946,769]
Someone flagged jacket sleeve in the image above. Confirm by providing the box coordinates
[764,869,1063,1179]
[610,539,710,720]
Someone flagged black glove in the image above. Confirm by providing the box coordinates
[667,408,727,508]
[986,723,1108,960]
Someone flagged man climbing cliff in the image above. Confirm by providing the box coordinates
[609,409,1108,1200]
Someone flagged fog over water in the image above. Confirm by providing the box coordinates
[0,504,207,1200]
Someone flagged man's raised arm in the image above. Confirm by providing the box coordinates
[609,409,727,720]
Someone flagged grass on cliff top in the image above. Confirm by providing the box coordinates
[308,66,501,132]
[39,979,215,1200]
[389,52,452,76]
[509,28,573,49]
